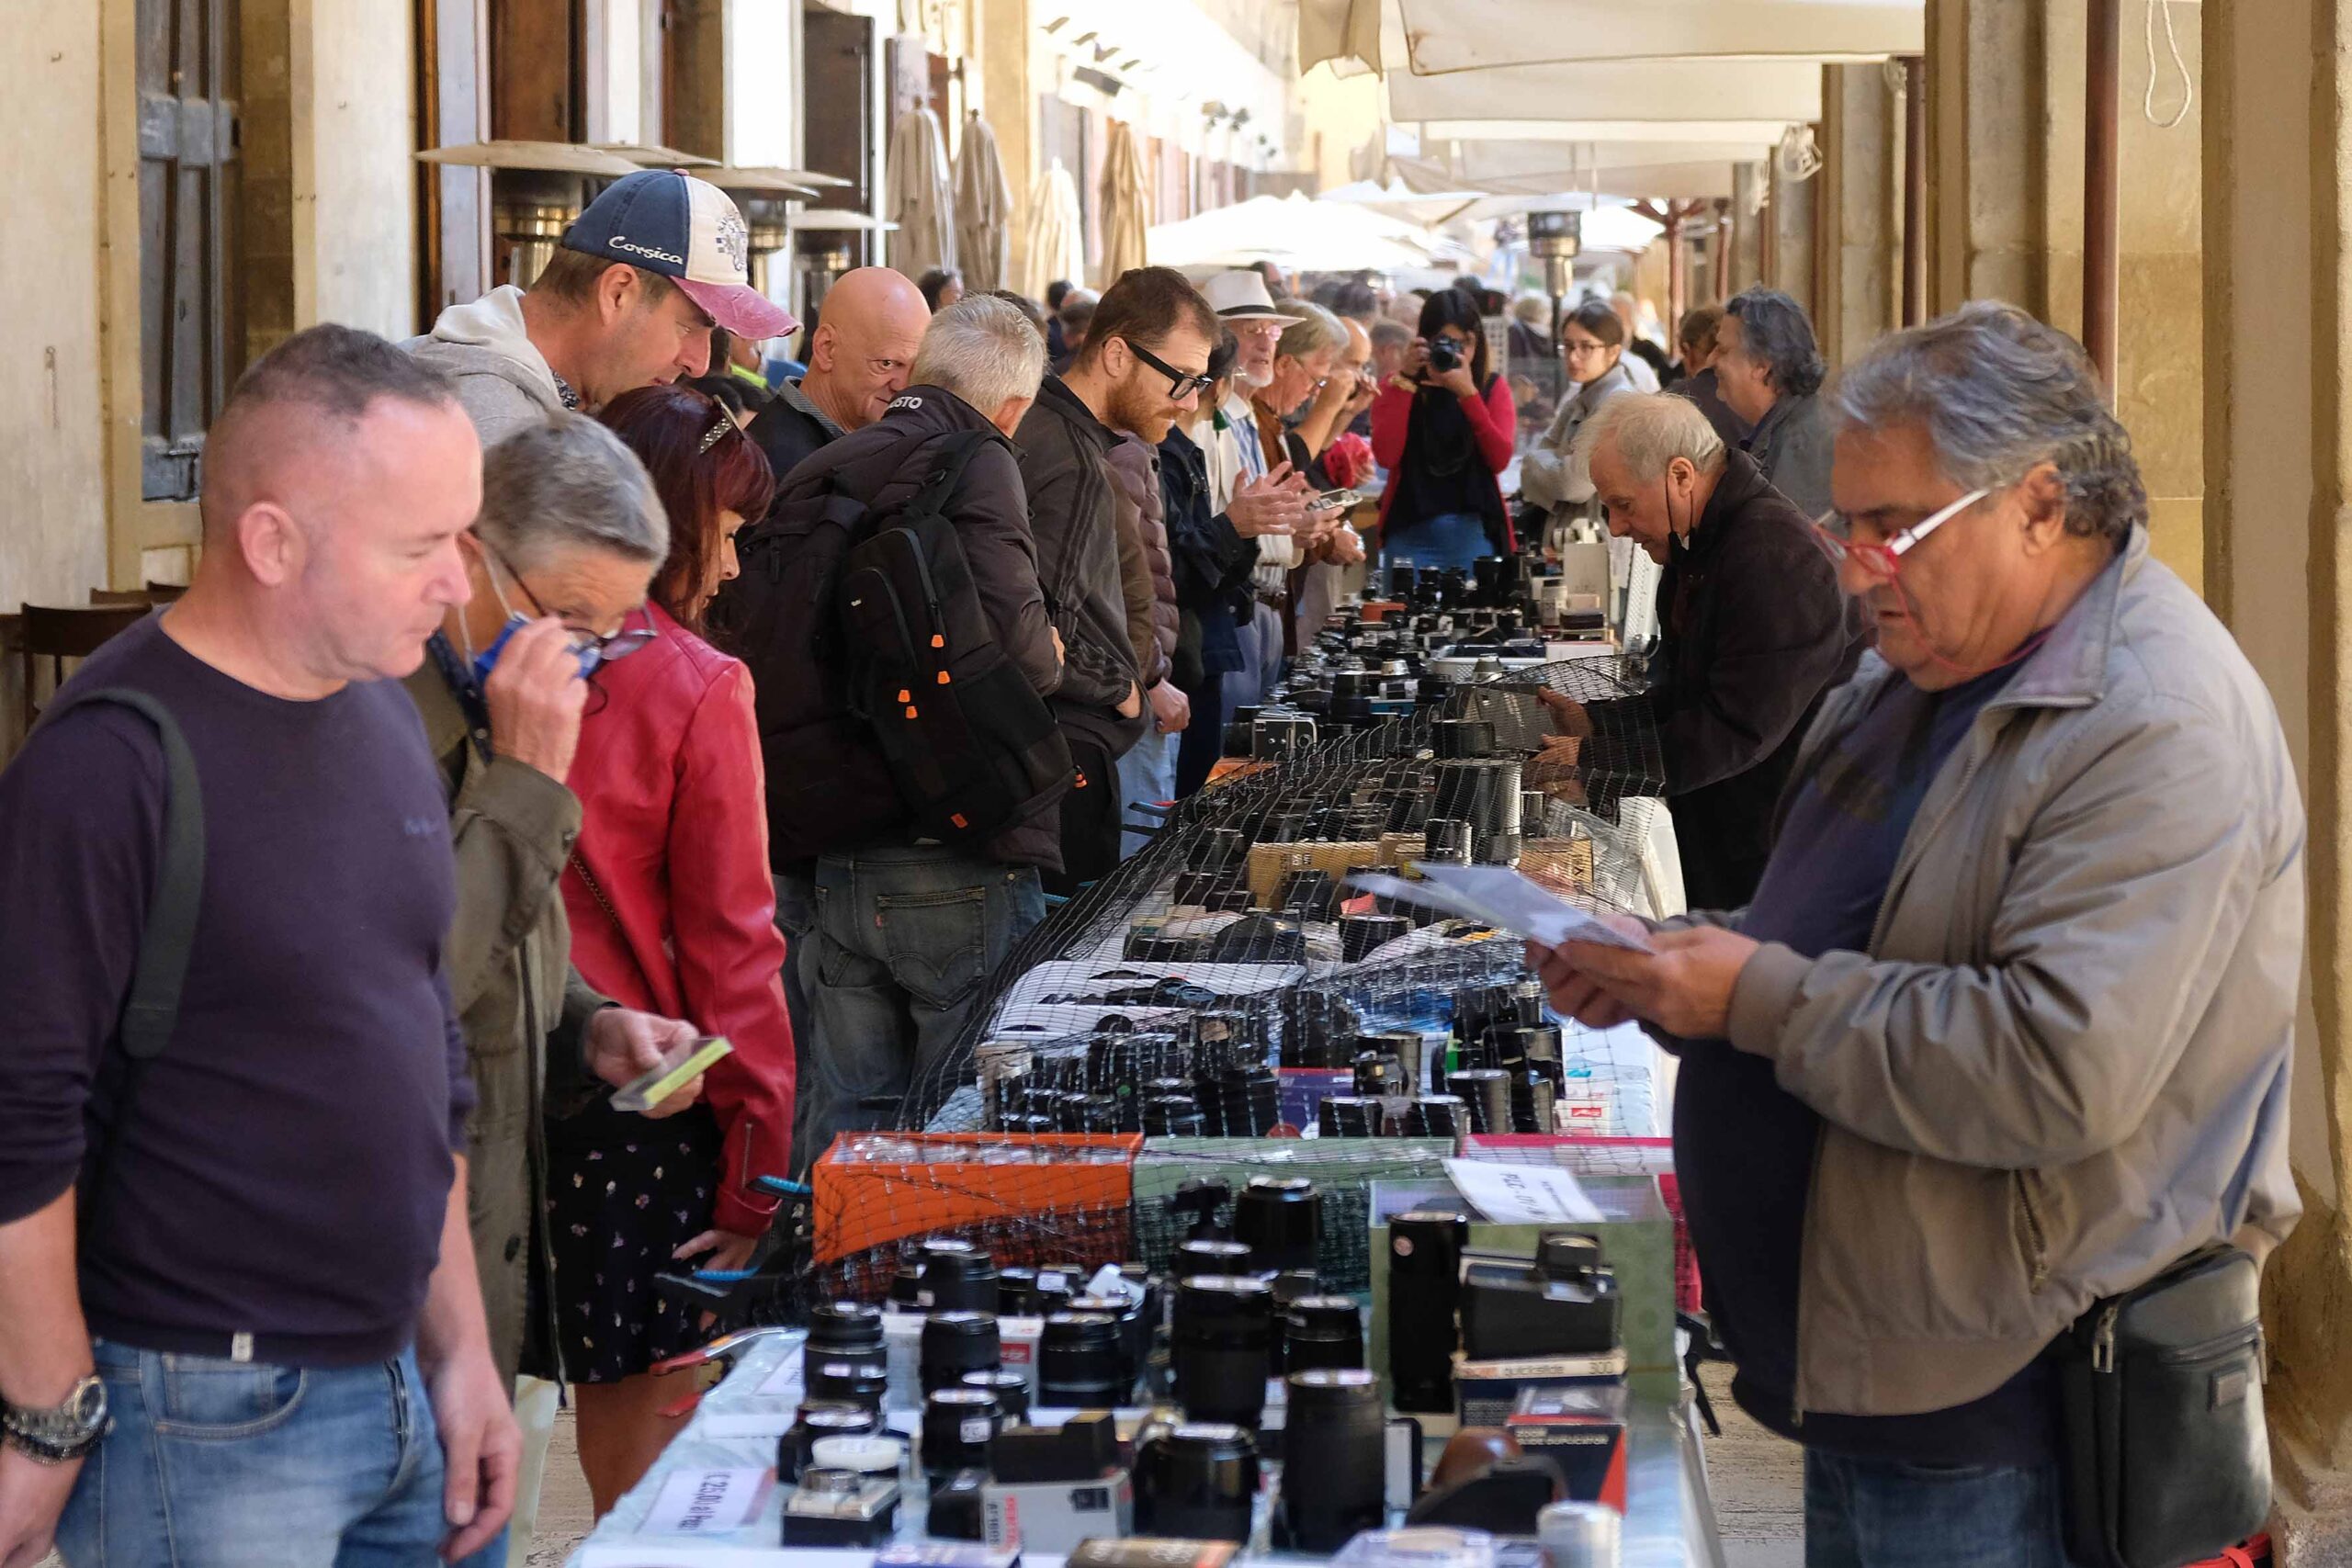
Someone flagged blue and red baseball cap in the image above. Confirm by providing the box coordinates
[562,169,798,341]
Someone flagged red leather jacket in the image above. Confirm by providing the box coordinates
[560,604,796,1235]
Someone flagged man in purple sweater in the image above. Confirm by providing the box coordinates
[0,326,531,1565]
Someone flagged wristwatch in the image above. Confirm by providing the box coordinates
[2,1375,110,1464]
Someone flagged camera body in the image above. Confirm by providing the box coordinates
[1457,1232,1622,1361]
[1427,336,1464,375]
[781,1465,902,1547]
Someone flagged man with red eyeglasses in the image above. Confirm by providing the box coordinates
[1532,303,2301,1567]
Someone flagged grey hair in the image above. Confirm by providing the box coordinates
[1724,287,1826,399]
[477,412,669,571]
[911,292,1047,415]
[1830,300,2146,544]
[1572,391,1725,483]
[1273,299,1349,363]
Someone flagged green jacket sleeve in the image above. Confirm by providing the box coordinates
[444,753,582,1016]
[547,967,612,1120]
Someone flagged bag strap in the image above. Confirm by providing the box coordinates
[904,429,1009,525]
[41,688,205,1248]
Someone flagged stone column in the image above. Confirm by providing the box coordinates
[2204,2,2352,1556]
[1816,62,1898,367]
[977,0,1034,295]
[1730,161,1765,294]
[1770,141,1820,324]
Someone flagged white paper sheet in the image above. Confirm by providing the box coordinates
[641,1467,775,1535]
[1445,1156,1608,1224]
[1346,863,1655,952]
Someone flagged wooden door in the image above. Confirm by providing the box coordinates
[135,0,240,502]
[803,4,874,212]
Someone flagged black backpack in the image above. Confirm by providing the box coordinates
[734,429,1070,862]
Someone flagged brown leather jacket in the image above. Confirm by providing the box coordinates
[1107,434,1177,688]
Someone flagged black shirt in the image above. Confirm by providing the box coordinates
[1676,660,2062,1465]
[0,615,474,1366]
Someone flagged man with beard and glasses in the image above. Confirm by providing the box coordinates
[1017,266,1224,891]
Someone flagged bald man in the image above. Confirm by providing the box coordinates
[0,324,525,1565]
[742,266,933,490]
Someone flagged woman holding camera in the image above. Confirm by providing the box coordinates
[1369,288,1517,570]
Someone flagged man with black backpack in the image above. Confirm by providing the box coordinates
[728,293,1063,1167]
[1017,265,1226,891]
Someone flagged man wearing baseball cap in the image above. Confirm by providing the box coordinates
[410,169,797,446]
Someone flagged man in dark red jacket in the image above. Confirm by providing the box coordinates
[730,294,1063,1166]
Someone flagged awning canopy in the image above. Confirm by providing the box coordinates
[1389,138,1771,201]
[1300,0,1924,75]
[1386,58,1825,126]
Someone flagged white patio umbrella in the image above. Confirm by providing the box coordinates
[1148,192,1437,272]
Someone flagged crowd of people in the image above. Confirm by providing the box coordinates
[0,161,2308,1568]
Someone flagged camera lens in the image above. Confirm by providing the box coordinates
[1448,1067,1512,1134]
[1234,1177,1322,1277]
[1038,1311,1126,1407]
[808,1299,886,1360]
[1133,1422,1261,1543]
[1175,1238,1254,1280]
[1510,1069,1557,1134]
[996,1267,1041,1316]
[1173,1276,1275,1427]
[1068,1293,1141,1394]
[807,1359,888,1412]
[779,1400,878,1482]
[1280,1295,1364,1374]
[920,1310,1001,1395]
[1145,1094,1206,1135]
[1275,1369,1385,1551]
[1340,912,1411,964]
[958,1367,1030,1424]
[922,1387,1001,1478]
[1388,1209,1471,1414]
[1317,1095,1384,1137]
[920,1239,1000,1314]
[1404,1094,1467,1138]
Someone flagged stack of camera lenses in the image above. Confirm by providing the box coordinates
[1274,1368,1386,1551]
[922,1386,1001,1479]
[1133,1422,1261,1542]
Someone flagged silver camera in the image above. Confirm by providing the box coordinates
[781,1465,902,1548]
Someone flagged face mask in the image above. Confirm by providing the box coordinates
[459,554,597,687]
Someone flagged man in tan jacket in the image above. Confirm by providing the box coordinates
[1536,302,2301,1566]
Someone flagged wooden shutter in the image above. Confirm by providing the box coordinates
[135,0,240,502]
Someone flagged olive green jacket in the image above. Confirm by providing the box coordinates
[405,661,607,1389]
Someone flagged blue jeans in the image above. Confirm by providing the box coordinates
[1116,730,1178,858]
[58,1339,447,1567]
[1385,510,1492,573]
[1804,1450,2075,1568]
[774,872,818,1175]
[798,846,1046,1154]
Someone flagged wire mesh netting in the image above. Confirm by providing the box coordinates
[897,649,1668,1154]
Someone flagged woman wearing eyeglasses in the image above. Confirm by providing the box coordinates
[548,385,796,1516]
[1369,288,1518,571]
[1521,299,1642,543]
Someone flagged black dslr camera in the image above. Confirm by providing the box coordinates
[1457,1231,1622,1359]
[1426,336,1464,375]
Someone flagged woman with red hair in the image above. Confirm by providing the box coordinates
[550,385,795,1512]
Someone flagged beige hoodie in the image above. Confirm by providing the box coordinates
[402,285,568,445]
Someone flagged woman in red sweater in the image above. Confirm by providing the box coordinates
[1370,288,1518,570]
[555,385,795,1513]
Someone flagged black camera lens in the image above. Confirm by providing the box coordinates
[890,1258,926,1306]
[1144,1094,1206,1135]
[920,1310,1001,1395]
[1317,1096,1384,1137]
[779,1400,879,1482]
[1068,1293,1141,1393]
[1057,1091,1122,1133]
[1034,1269,1078,1316]
[922,1386,1001,1477]
[807,1359,888,1412]
[1423,818,1474,863]
[1280,1295,1364,1374]
[1174,1238,1253,1280]
[1340,912,1412,964]
[1358,1030,1427,1091]
[1038,1311,1126,1407]
[920,1238,1000,1314]
[1510,1069,1557,1134]
[1448,1067,1512,1134]
[1404,1094,1467,1138]
[1173,1275,1275,1427]
[808,1299,886,1360]
[996,1266,1041,1316]
[959,1367,1030,1424]
[1275,1369,1386,1551]
[1234,1177,1322,1277]
[1387,1209,1471,1414]
[1133,1422,1261,1543]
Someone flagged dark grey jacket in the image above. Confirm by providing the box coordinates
[1742,389,1835,522]
[1016,376,1149,760]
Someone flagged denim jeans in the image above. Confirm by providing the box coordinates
[1115,730,1178,859]
[1804,1450,2075,1568]
[797,846,1046,1154]
[1384,510,1492,573]
[57,1339,447,1568]
[773,871,818,1174]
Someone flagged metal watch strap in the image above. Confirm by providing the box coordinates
[2,1375,110,1464]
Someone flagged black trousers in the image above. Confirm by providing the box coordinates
[1046,734,1125,897]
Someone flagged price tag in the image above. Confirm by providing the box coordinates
[641,1466,773,1535]
[1444,1158,1605,1224]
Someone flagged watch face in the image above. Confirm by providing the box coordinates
[69,1379,107,1429]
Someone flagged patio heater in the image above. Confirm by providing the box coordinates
[707,168,837,300]
[1527,208,1582,344]
[415,141,644,290]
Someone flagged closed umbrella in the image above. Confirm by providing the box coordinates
[1097,121,1151,288]
[1023,160,1086,300]
[885,107,956,281]
[954,112,1013,293]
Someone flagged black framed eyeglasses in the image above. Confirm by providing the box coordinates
[481,539,659,674]
[1125,338,1216,400]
